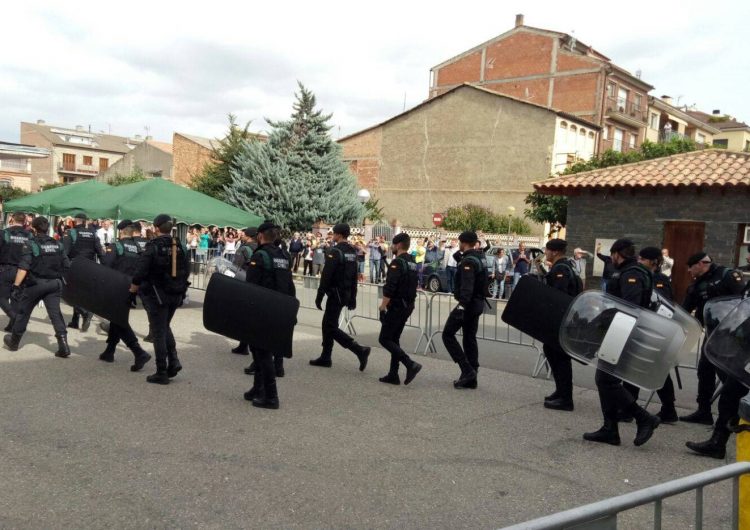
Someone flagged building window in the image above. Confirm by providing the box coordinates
[650,113,660,129]
[613,128,624,152]
[617,87,629,110]
[603,126,609,140]
[634,94,642,111]
[713,139,729,149]
[570,125,577,133]
[83,156,93,166]
[607,83,616,98]
[0,179,12,188]
[99,158,109,171]
[62,153,75,171]
[745,140,750,152]
[560,121,568,130]
[629,133,636,149]
[696,133,706,145]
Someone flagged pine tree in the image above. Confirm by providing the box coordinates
[225,82,364,231]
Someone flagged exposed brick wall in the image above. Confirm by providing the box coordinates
[172,133,214,186]
[484,31,553,79]
[551,73,601,114]
[341,127,382,191]
[436,50,482,85]
[483,79,551,106]
[556,51,599,71]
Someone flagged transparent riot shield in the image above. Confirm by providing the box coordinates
[704,295,744,338]
[205,256,246,283]
[704,297,750,389]
[559,291,690,391]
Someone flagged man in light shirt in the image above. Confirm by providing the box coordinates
[660,248,674,277]
[443,239,458,293]
[96,220,114,248]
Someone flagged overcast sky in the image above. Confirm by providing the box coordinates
[2,0,748,144]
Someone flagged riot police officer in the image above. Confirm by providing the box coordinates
[583,239,661,446]
[0,211,33,331]
[377,232,422,386]
[64,212,105,331]
[541,238,582,411]
[242,221,295,409]
[98,220,151,372]
[680,251,747,425]
[130,214,190,385]
[231,227,257,356]
[310,223,370,370]
[131,222,149,252]
[3,216,70,357]
[441,230,488,389]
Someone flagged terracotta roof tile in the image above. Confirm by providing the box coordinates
[534,150,750,194]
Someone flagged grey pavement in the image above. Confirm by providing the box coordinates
[0,289,738,529]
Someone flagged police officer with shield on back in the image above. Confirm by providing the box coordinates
[64,212,105,332]
[541,238,583,411]
[3,216,71,357]
[242,221,295,409]
[679,251,747,425]
[310,223,371,371]
[130,214,190,385]
[0,211,33,332]
[377,232,422,386]
[231,227,258,357]
[442,230,488,389]
[97,220,151,372]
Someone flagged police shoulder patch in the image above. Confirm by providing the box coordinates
[627,278,637,283]
[464,266,471,270]
[556,274,563,278]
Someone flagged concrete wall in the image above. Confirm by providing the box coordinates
[715,130,750,152]
[20,125,54,190]
[565,188,750,275]
[173,134,213,186]
[342,87,557,227]
[100,143,173,181]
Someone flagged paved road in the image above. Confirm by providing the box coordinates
[0,289,737,529]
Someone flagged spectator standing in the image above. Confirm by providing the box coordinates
[198,227,210,263]
[378,236,389,280]
[443,238,458,293]
[368,238,382,283]
[289,232,304,272]
[223,229,237,261]
[492,248,512,299]
[355,240,366,282]
[414,238,427,286]
[96,220,115,249]
[302,238,314,275]
[596,242,615,291]
[511,242,530,291]
[425,240,440,265]
[573,247,593,283]
[312,238,327,276]
[661,248,674,277]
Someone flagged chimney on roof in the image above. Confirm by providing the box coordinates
[36,119,46,125]
[75,125,84,132]
[515,14,524,28]
[661,95,673,105]
[712,109,721,115]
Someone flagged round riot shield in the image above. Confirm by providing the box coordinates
[205,257,246,283]
[559,291,688,391]
[705,297,750,389]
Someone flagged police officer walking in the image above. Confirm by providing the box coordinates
[377,232,422,386]
[242,221,295,409]
[231,227,257,356]
[680,251,747,425]
[583,239,660,446]
[0,211,33,332]
[441,231,488,389]
[310,223,370,370]
[3,216,70,357]
[130,214,190,385]
[63,212,105,331]
[541,239,582,411]
[98,220,152,372]
[131,222,149,252]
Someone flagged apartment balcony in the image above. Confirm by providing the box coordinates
[600,138,639,154]
[57,163,99,176]
[605,96,648,127]
[0,158,30,173]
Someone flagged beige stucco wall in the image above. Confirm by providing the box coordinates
[100,143,173,181]
[716,129,750,152]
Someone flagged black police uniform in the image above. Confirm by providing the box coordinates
[682,263,746,420]
[378,252,421,384]
[311,240,370,368]
[64,223,105,328]
[0,225,33,325]
[543,258,582,408]
[243,242,295,407]
[99,237,151,369]
[231,240,257,356]
[441,248,488,388]
[9,234,70,354]
[131,234,190,383]
[585,257,660,445]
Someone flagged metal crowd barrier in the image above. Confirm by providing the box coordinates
[501,461,750,530]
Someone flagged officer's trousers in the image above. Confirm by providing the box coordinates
[0,265,18,319]
[623,375,676,408]
[442,307,481,372]
[106,321,140,351]
[251,348,277,397]
[12,278,66,337]
[321,298,355,359]
[379,304,415,375]
[715,376,750,435]
[141,291,180,372]
[696,342,719,410]
[595,369,637,421]
[543,344,572,401]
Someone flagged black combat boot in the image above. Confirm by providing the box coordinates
[231,342,249,355]
[55,335,71,358]
[680,408,714,426]
[453,360,477,389]
[583,420,621,446]
[81,313,93,332]
[631,405,660,446]
[143,332,153,343]
[252,380,279,410]
[166,351,182,378]
[129,343,152,372]
[244,362,256,375]
[67,319,79,330]
[686,429,730,460]
[309,356,332,368]
[146,367,170,385]
[544,390,561,402]
[3,333,22,351]
[4,318,15,333]
[244,370,263,401]
[656,404,679,425]
[379,373,401,385]
[544,397,574,411]
[99,342,117,362]
[350,343,370,371]
[404,362,422,386]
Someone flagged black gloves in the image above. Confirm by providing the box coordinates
[347,299,357,311]
[10,284,22,303]
[315,291,324,310]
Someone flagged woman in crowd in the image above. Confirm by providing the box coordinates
[223,228,237,261]
[303,237,315,276]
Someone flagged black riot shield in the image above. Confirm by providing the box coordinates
[705,297,750,389]
[501,275,574,350]
[62,257,132,326]
[203,272,299,357]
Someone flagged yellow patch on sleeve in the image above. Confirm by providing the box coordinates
[250,262,257,266]
[627,278,637,283]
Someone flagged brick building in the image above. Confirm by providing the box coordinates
[0,142,50,192]
[429,14,653,154]
[534,149,750,301]
[172,133,219,186]
[20,121,139,189]
[340,84,598,228]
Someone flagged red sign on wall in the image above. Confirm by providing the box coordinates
[432,213,444,227]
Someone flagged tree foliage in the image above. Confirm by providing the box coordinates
[225,82,364,231]
[107,166,146,186]
[190,114,255,199]
[0,186,30,202]
[525,138,701,228]
[442,203,532,234]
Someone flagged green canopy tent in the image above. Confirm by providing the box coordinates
[54,178,263,228]
[3,180,111,216]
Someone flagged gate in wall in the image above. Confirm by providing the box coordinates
[371,223,394,241]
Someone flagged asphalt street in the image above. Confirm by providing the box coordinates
[0,288,738,529]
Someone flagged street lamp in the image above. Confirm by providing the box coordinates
[357,189,371,204]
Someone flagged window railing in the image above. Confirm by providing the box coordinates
[57,162,99,175]
[606,96,647,123]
